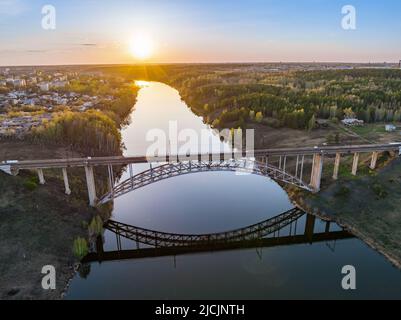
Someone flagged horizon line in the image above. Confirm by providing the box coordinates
[1,61,400,68]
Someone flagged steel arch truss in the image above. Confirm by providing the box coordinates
[98,159,312,205]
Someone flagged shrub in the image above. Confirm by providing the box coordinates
[23,176,39,191]
[73,237,89,260]
[88,215,104,237]
[255,112,263,123]
[249,110,255,120]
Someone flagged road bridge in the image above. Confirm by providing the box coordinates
[1,143,400,206]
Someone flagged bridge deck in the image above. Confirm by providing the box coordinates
[3,143,400,170]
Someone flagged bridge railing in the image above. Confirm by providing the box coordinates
[4,143,401,170]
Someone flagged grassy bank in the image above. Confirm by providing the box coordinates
[0,166,97,299]
[0,120,124,299]
[0,140,115,299]
[292,157,401,268]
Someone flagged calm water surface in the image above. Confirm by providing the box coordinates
[66,82,401,299]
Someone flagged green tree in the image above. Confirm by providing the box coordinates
[308,115,316,131]
[212,118,220,127]
[255,112,263,123]
[249,110,255,120]
[343,107,355,119]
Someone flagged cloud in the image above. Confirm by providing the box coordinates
[80,43,98,47]
[0,0,27,16]
[26,49,48,53]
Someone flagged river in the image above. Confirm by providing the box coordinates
[66,82,401,299]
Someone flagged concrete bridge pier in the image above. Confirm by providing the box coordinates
[84,166,97,207]
[37,169,45,185]
[310,153,323,192]
[352,153,360,176]
[332,153,341,180]
[370,151,379,170]
[62,168,71,195]
[107,164,115,194]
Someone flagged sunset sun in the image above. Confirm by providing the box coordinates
[129,33,154,60]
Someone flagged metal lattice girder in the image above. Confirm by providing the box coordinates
[105,208,305,248]
[98,160,311,205]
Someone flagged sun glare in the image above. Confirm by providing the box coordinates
[129,34,154,60]
[135,80,150,87]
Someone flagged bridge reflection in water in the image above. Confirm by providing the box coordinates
[83,209,354,264]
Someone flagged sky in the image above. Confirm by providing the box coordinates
[0,0,401,65]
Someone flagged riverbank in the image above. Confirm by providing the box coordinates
[290,157,401,269]
[0,76,139,299]
[0,142,96,299]
[0,142,115,299]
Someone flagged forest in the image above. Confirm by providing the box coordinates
[32,78,139,156]
[169,67,401,130]
[94,64,401,131]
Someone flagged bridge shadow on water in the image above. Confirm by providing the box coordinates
[82,208,354,264]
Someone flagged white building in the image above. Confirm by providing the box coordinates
[51,80,69,88]
[79,101,93,111]
[385,124,396,132]
[341,118,364,126]
[38,83,50,91]
[6,78,26,87]
[14,79,26,87]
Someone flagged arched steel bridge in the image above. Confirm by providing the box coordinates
[106,207,304,248]
[98,159,311,205]
[3,143,400,207]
